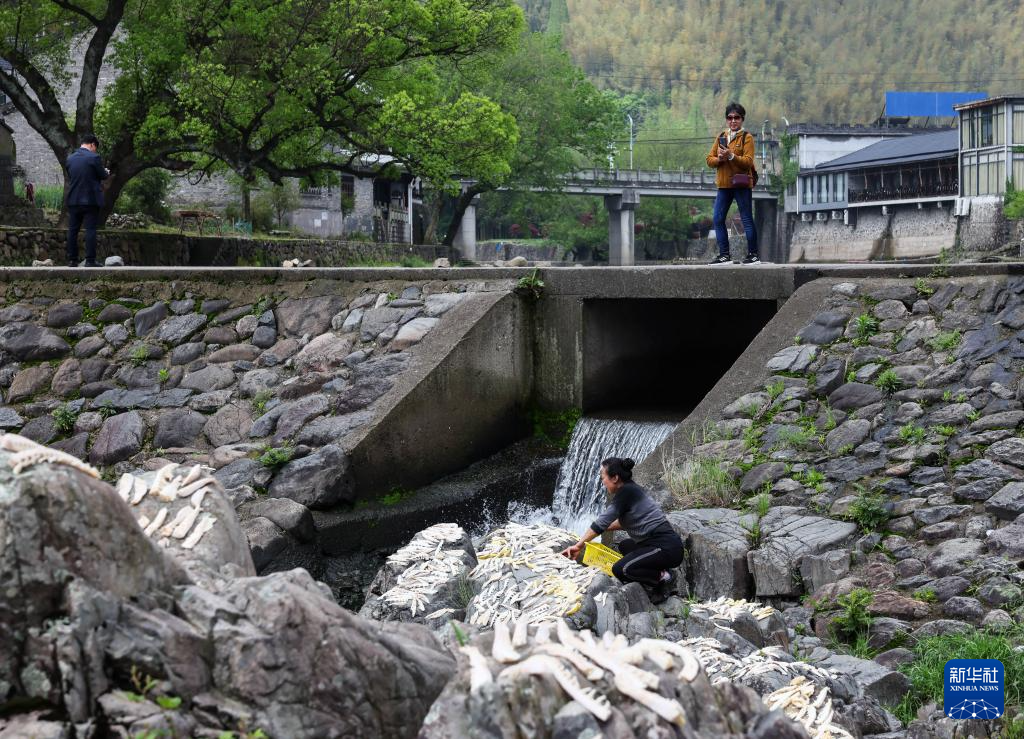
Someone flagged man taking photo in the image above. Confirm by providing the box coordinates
[64,133,109,268]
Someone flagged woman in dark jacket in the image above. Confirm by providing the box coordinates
[561,457,684,603]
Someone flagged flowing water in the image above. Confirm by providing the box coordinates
[548,416,677,535]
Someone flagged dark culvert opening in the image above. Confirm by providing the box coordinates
[582,298,778,416]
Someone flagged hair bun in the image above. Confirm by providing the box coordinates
[622,458,635,470]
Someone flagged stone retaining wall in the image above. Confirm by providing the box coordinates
[0,227,455,267]
[788,207,960,262]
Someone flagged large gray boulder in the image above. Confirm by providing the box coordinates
[0,440,456,738]
[153,409,208,448]
[267,444,354,508]
[0,323,70,361]
[276,296,347,338]
[89,411,146,464]
[985,482,1024,520]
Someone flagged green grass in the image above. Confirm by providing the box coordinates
[928,330,962,352]
[846,486,891,533]
[852,314,879,345]
[773,425,818,450]
[913,587,938,603]
[914,277,935,297]
[251,390,273,417]
[895,624,1024,725]
[663,456,740,509]
[930,425,956,438]
[830,587,874,642]
[257,444,293,469]
[899,423,927,445]
[766,380,785,401]
[380,486,415,506]
[51,403,80,435]
[874,368,902,394]
[129,344,151,367]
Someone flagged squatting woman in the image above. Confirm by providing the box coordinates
[561,457,684,603]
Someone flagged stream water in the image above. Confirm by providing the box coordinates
[549,416,677,534]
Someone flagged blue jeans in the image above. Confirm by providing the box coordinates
[67,205,99,263]
[712,188,758,258]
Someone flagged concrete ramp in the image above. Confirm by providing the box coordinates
[347,291,532,497]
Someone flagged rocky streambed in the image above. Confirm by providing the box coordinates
[3,273,1024,738]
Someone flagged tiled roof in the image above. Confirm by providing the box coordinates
[811,129,958,172]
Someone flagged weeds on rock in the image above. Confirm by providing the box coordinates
[846,485,891,533]
[913,587,938,603]
[830,587,874,643]
[97,400,117,419]
[514,268,545,300]
[914,278,935,297]
[257,443,293,469]
[528,406,581,451]
[766,381,785,401]
[852,314,879,346]
[452,575,475,609]
[928,330,962,352]
[874,369,902,394]
[157,368,170,383]
[251,390,273,417]
[128,344,150,367]
[899,423,927,445]
[51,403,80,435]
[663,456,739,509]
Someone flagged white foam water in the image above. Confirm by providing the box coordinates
[547,417,677,535]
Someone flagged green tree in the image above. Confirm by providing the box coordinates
[1,0,524,223]
[436,31,621,245]
[115,168,172,223]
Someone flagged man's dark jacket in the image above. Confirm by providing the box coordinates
[65,148,108,207]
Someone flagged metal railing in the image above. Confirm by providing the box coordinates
[563,168,771,189]
[847,181,958,203]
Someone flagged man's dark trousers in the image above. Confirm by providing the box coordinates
[66,205,99,265]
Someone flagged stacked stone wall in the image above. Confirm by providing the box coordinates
[0,227,453,267]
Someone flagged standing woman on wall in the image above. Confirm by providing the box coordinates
[706,102,760,265]
[560,457,684,604]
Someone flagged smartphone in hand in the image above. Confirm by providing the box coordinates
[719,134,728,150]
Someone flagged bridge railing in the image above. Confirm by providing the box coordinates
[565,168,772,189]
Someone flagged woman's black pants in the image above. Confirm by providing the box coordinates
[611,535,684,587]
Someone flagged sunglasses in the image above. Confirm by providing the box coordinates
[726,115,743,120]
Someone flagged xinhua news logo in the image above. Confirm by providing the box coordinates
[944,659,1004,720]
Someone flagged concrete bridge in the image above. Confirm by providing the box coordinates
[452,168,779,266]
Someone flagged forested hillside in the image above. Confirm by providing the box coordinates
[528,0,1024,125]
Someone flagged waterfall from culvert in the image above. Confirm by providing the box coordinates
[550,417,677,535]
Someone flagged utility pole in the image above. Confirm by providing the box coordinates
[626,114,634,170]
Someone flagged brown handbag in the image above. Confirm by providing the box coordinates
[727,131,758,188]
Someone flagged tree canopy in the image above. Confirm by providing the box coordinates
[0,0,526,219]
[436,31,621,244]
[523,0,1024,126]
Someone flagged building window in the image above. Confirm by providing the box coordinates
[980,108,994,147]
[341,175,355,198]
[817,175,829,203]
[1014,106,1024,145]
[802,177,813,205]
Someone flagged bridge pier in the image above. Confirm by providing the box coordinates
[605,189,639,266]
[754,198,781,263]
[452,195,480,262]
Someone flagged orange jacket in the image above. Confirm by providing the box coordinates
[706,129,755,188]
